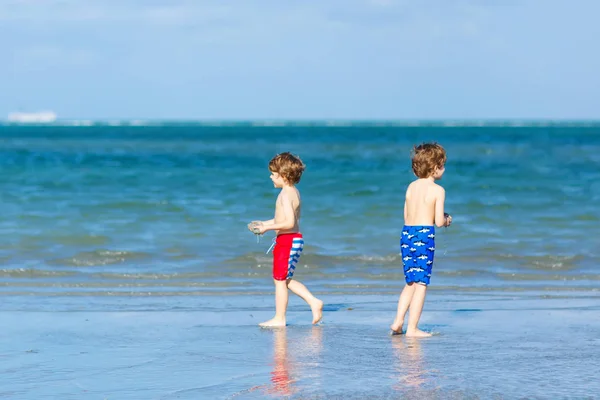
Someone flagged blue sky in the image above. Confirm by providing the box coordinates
[2,0,599,120]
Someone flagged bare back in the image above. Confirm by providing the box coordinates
[404,179,446,227]
[274,186,301,235]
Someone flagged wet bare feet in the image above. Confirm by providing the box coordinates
[310,299,324,324]
[390,319,404,335]
[405,328,432,338]
[259,318,286,328]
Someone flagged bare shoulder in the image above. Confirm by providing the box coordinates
[432,183,445,197]
[405,181,416,198]
[282,186,300,203]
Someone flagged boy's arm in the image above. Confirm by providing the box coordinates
[434,187,448,227]
[261,193,296,232]
[260,219,275,225]
[403,200,408,222]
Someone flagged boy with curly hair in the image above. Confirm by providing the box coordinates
[390,143,452,337]
[249,152,323,327]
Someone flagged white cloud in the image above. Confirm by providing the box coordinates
[2,0,599,119]
[0,0,111,21]
[3,1,499,76]
[12,45,98,70]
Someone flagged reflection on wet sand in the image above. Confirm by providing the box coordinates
[391,336,429,390]
[266,326,323,397]
[269,328,294,396]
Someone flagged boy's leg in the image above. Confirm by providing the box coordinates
[390,283,415,333]
[405,284,431,337]
[287,279,323,324]
[259,279,289,327]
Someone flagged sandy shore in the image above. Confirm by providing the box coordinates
[2,292,599,399]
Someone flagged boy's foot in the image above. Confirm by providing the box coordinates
[405,329,432,338]
[390,319,404,334]
[259,318,286,327]
[310,299,324,324]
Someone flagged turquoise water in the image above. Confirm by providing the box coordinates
[1,123,599,302]
[2,123,600,398]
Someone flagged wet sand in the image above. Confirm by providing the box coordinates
[2,292,599,399]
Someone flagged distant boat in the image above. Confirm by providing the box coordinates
[7,111,57,123]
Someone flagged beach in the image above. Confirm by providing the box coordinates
[3,292,600,399]
[1,122,599,398]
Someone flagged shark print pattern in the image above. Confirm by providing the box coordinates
[400,225,435,285]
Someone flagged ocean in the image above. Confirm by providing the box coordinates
[1,122,599,398]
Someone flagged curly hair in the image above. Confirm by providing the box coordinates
[411,142,447,178]
[269,152,305,184]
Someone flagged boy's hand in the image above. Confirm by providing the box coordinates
[247,221,259,233]
[247,221,265,234]
[444,213,452,227]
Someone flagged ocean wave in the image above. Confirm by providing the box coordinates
[220,251,590,270]
[0,268,78,278]
[49,250,150,267]
[1,286,599,298]
[219,253,404,271]
[0,281,249,288]
[496,254,584,271]
[4,265,598,284]
[17,234,111,247]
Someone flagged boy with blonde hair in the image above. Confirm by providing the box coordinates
[249,152,323,327]
[390,143,452,337]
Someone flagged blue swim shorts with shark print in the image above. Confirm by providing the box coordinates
[400,225,435,286]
